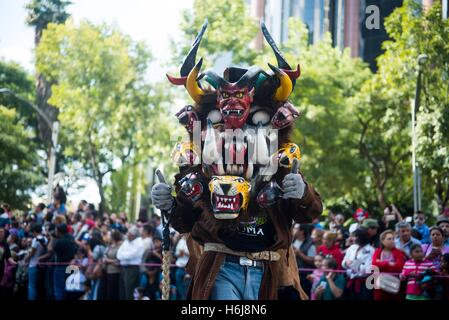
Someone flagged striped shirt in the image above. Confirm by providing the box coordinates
[400,259,437,296]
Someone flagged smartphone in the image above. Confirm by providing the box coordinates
[385,214,396,222]
[405,216,413,223]
[319,281,327,289]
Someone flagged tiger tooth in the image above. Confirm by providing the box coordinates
[256,123,270,165]
[245,162,254,180]
[217,162,225,175]
[203,120,221,164]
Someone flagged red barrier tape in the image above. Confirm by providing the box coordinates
[37,261,178,267]
[35,262,449,278]
[296,267,449,279]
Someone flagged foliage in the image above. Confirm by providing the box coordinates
[36,20,174,213]
[0,106,40,209]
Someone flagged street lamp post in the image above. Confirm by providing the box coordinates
[0,88,59,204]
[411,54,428,212]
[47,121,59,203]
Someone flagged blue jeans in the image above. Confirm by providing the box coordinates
[176,267,188,300]
[53,265,67,300]
[210,260,264,300]
[28,267,39,300]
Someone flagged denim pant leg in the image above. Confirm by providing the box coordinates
[243,265,264,300]
[53,266,67,300]
[175,267,187,300]
[210,261,264,300]
[28,267,38,300]
[210,262,243,300]
[45,266,54,300]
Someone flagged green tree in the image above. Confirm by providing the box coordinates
[412,4,449,213]
[0,60,38,136]
[36,20,173,214]
[26,0,71,151]
[0,106,39,209]
[172,0,258,69]
[350,1,449,214]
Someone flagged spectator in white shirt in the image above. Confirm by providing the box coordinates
[174,234,190,300]
[117,226,144,300]
[141,224,154,252]
[25,224,47,300]
[342,227,375,300]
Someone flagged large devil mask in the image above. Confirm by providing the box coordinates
[204,67,261,129]
[166,20,301,116]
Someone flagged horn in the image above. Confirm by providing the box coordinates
[235,66,266,88]
[166,19,208,85]
[186,58,205,103]
[261,22,291,70]
[261,22,300,88]
[204,70,228,89]
[268,63,293,102]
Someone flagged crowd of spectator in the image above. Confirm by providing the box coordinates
[292,205,449,300]
[1,186,449,300]
[0,187,190,300]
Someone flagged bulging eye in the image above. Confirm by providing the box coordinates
[290,146,296,153]
[222,92,230,99]
[236,92,244,99]
[207,109,222,123]
[250,111,270,126]
[236,177,245,183]
[212,176,218,181]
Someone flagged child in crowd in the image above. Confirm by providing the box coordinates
[307,254,324,300]
[413,211,430,244]
[314,256,346,300]
[440,254,449,300]
[400,244,437,300]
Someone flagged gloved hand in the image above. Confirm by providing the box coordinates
[151,183,175,211]
[282,173,306,200]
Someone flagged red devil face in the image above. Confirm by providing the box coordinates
[217,86,254,129]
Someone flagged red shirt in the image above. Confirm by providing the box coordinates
[372,247,405,273]
[317,244,344,268]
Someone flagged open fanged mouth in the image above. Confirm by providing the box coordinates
[182,182,203,200]
[212,193,241,215]
[222,109,244,117]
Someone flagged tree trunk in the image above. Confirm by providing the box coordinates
[35,27,59,156]
[97,176,106,216]
[377,187,386,210]
[373,170,386,209]
[435,177,449,213]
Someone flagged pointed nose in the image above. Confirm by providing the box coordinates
[220,183,231,195]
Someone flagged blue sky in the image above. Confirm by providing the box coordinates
[0,0,193,82]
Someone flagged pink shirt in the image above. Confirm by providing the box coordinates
[400,259,437,296]
[310,269,324,300]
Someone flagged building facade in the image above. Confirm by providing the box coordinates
[251,0,444,71]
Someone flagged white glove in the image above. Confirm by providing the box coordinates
[282,173,306,200]
[151,183,175,211]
